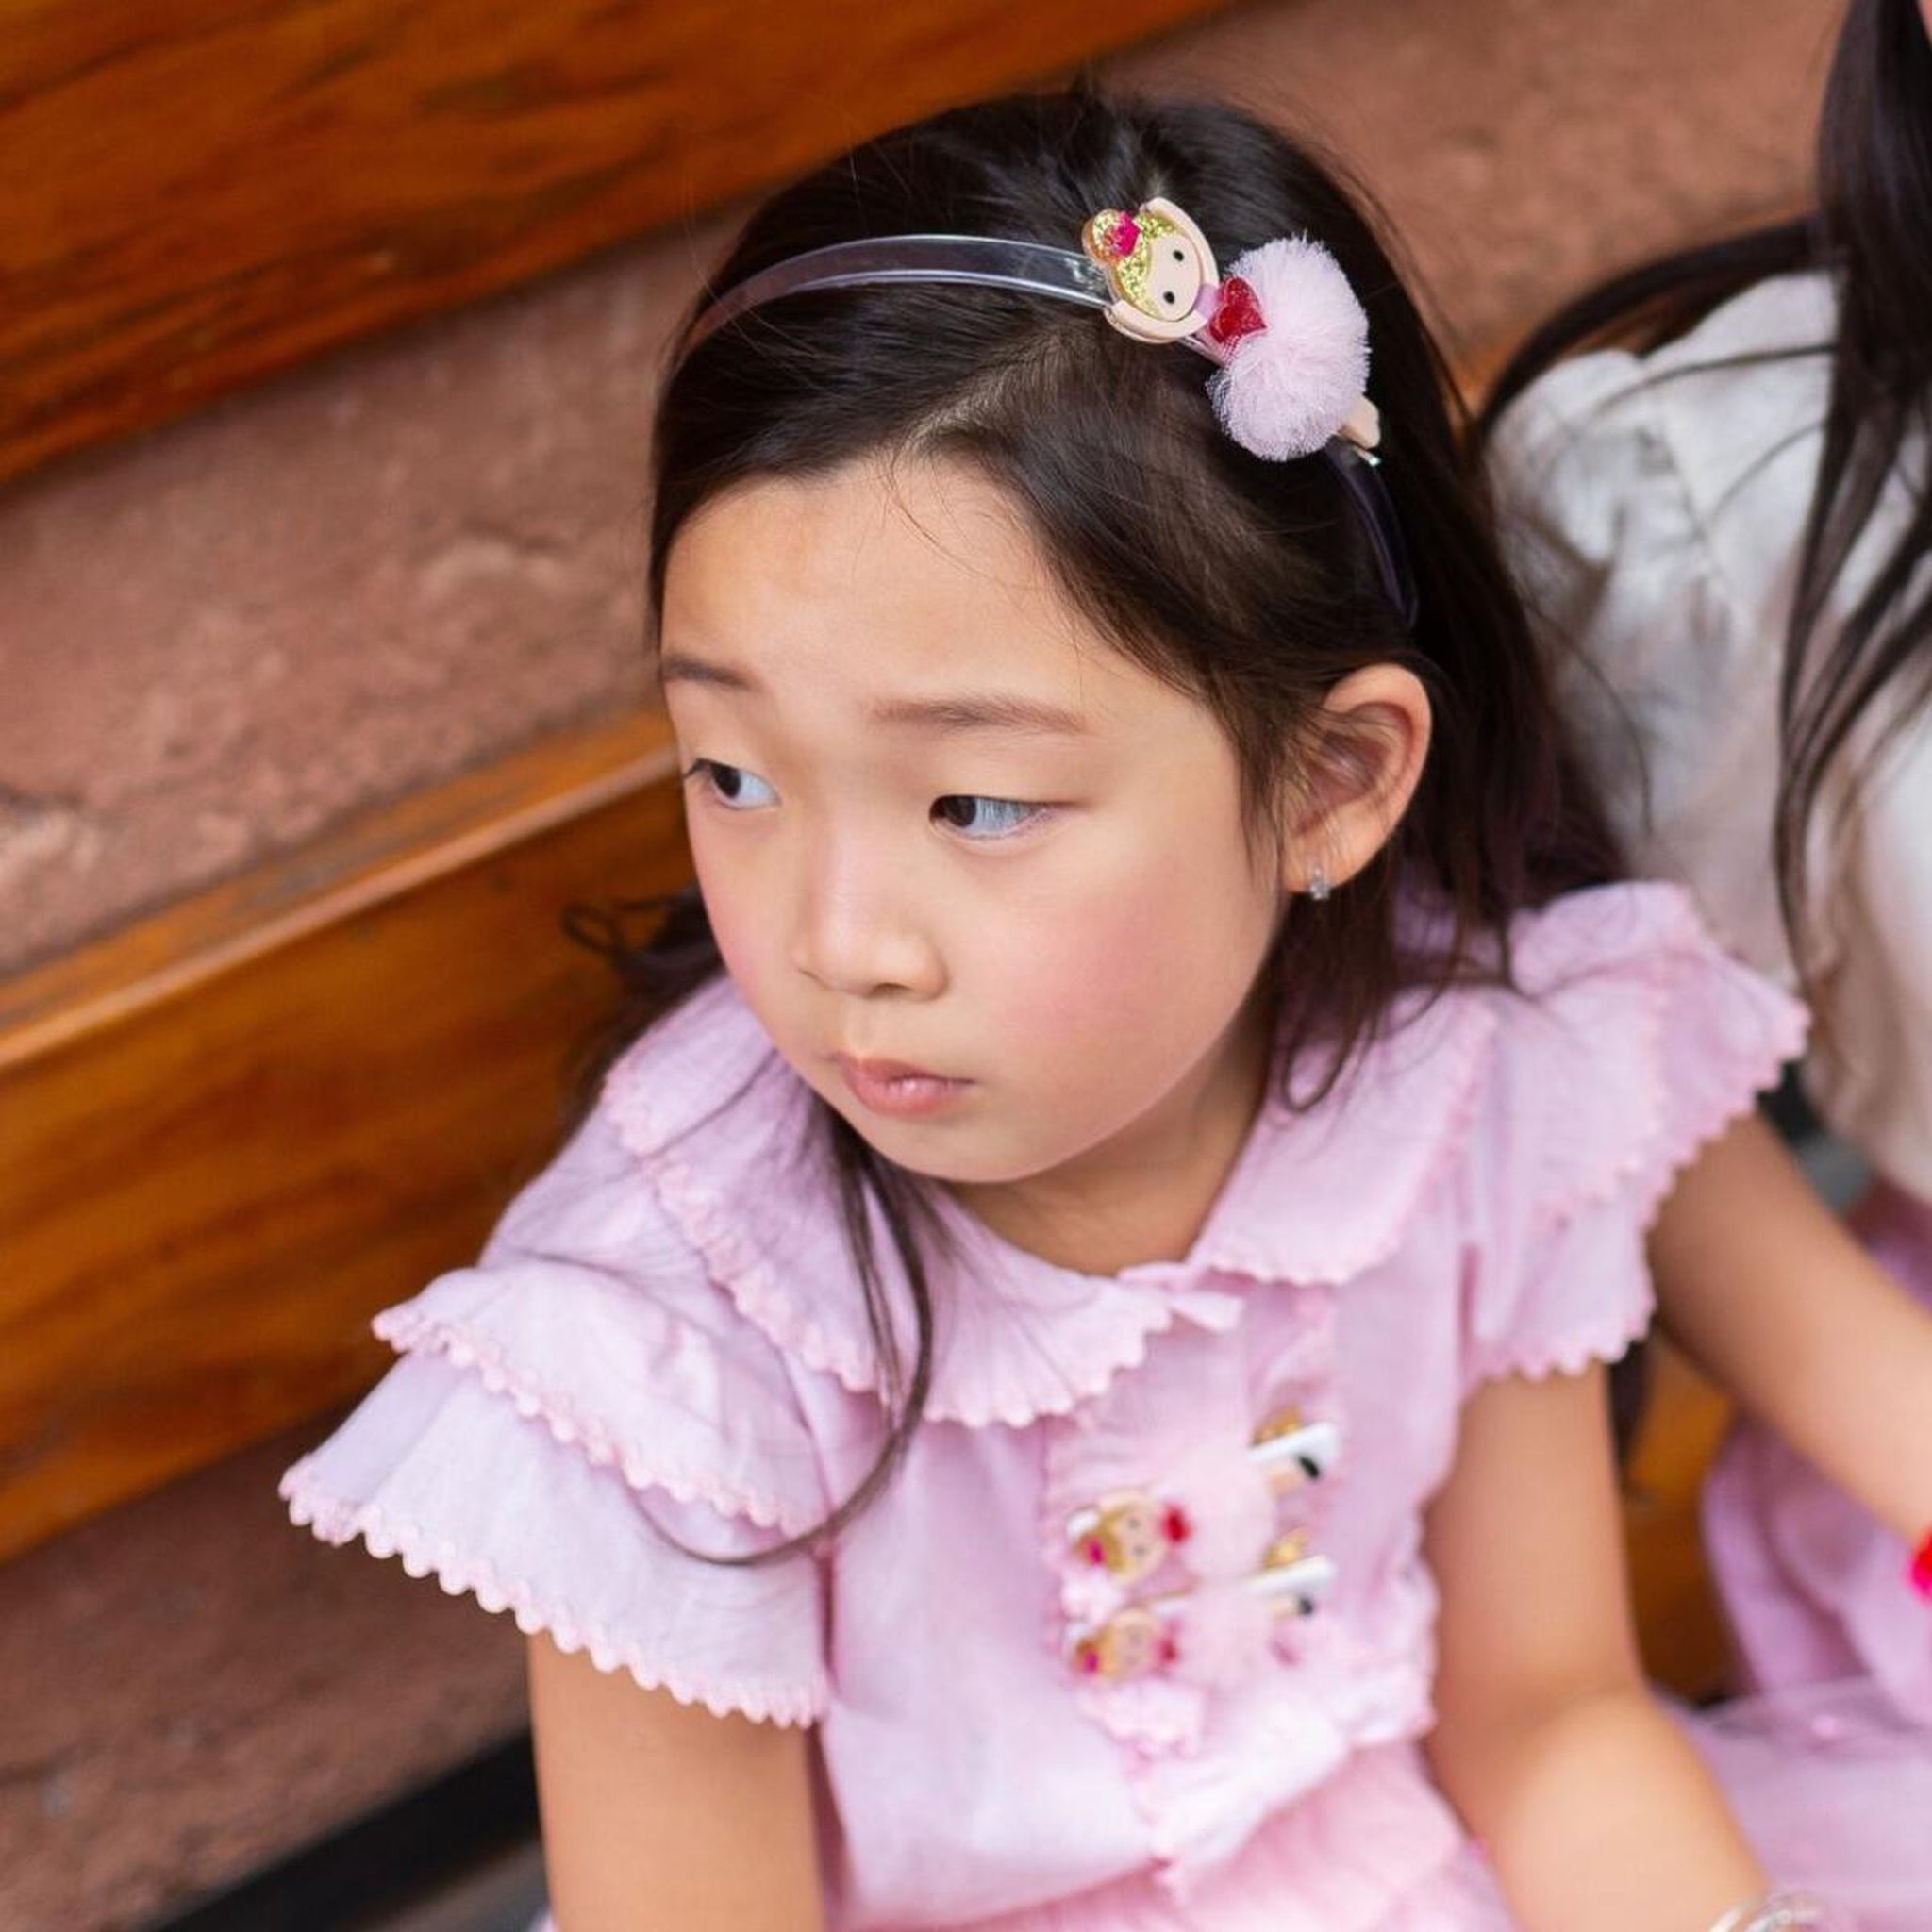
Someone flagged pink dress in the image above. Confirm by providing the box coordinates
[283,884,1932,1929]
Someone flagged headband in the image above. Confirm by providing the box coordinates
[680,197,1417,628]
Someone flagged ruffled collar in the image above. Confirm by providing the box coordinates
[602,972,1497,1429]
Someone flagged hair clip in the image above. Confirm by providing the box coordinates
[1081,196,1380,462]
[1067,1548,1338,1683]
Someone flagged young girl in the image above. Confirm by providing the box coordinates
[284,92,1930,1930]
[1483,0,1932,1721]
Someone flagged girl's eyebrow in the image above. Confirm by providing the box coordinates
[660,652,1088,737]
[658,650,756,692]
[870,693,1090,736]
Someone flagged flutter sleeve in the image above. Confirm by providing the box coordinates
[1460,883,1808,1389]
[280,1108,833,1726]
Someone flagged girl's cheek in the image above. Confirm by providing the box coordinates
[983,830,1274,1045]
[690,841,774,994]
[982,879,1189,1036]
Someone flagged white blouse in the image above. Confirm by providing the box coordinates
[1491,271,1932,1199]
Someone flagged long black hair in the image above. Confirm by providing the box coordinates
[1478,0,1932,989]
[582,90,1618,1557]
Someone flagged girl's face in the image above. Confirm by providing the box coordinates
[658,457,1287,1197]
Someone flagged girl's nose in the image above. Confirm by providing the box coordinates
[790,854,945,1001]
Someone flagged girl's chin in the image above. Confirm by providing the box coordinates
[831,1105,1070,1191]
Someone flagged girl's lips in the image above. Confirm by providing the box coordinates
[833,1056,974,1120]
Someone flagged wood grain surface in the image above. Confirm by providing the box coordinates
[1624,1344,1736,1697]
[1,0,1228,486]
[0,708,684,1561]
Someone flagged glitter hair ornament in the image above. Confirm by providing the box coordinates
[677,196,1418,626]
[1081,196,1381,461]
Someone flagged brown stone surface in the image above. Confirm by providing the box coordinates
[0,1417,527,1932]
[0,0,1835,977]
[1122,0,1834,359]
[0,234,698,975]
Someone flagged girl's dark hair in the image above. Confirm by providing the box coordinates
[1478,0,1932,991]
[583,90,1618,1557]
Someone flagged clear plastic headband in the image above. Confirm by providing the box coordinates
[678,212,1418,630]
[682,236,1123,351]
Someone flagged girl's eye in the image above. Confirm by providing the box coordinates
[687,758,776,809]
[931,795,1045,841]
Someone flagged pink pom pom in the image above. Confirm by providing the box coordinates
[1208,236,1369,461]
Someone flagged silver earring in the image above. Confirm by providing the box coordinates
[1307,865,1331,903]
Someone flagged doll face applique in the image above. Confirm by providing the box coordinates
[1081,198,1220,345]
[1073,1603,1176,1680]
[1068,1491,1191,1587]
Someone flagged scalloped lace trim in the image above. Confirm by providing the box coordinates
[612,1082,1197,1429]
[374,1304,823,1538]
[716,1173,1198,1427]
[281,1465,827,1728]
[606,1009,1502,1427]
[645,1144,882,1397]
[1478,1285,1654,1386]
[941,1301,1192,1431]
[1473,949,1804,1387]
[1635,965,1808,1228]
[1534,941,1808,1241]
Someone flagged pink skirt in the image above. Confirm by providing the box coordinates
[1703,1178,1932,1721]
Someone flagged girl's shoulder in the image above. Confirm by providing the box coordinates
[1427,882,1806,1381]
[280,976,844,1724]
[1105,880,1805,1349]
[1489,273,1837,631]
[377,974,815,1395]
[1491,270,1837,506]
[1484,276,1843,937]
[1468,880,1807,1180]
[1491,274,1839,633]
[1338,883,1805,1247]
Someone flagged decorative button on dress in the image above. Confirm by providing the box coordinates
[283,883,1932,1929]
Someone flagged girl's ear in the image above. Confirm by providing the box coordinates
[1280,664,1432,895]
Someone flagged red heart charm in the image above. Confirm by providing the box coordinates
[1205,275,1266,349]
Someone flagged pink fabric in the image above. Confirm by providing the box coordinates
[287,882,1843,1929]
[1704,1180,1932,1722]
